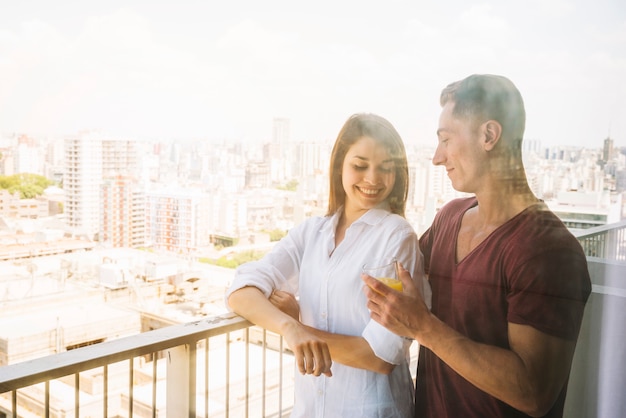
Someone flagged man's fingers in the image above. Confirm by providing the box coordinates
[321,348,333,377]
[396,262,416,294]
[295,347,307,375]
[310,343,333,377]
[361,273,390,296]
[295,343,332,377]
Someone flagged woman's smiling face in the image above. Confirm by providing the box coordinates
[341,135,396,217]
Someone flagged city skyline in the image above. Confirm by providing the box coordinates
[0,1,625,148]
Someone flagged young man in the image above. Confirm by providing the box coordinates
[363,74,591,417]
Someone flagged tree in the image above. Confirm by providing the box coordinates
[277,179,299,191]
[267,229,287,242]
[0,173,54,199]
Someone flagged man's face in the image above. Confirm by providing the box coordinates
[433,102,486,193]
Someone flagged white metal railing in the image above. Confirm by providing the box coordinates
[0,313,295,418]
[574,220,626,262]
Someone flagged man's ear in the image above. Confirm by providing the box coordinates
[483,120,502,151]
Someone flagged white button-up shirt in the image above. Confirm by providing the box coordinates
[226,205,425,417]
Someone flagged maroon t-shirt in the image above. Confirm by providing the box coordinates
[416,197,591,418]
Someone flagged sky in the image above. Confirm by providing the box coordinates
[0,0,625,148]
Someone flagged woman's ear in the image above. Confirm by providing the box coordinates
[483,120,502,151]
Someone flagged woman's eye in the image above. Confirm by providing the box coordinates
[353,165,367,171]
[379,167,393,173]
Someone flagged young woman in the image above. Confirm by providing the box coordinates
[226,113,426,417]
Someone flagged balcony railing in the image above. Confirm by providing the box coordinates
[0,313,296,417]
[1,221,625,417]
[574,219,626,262]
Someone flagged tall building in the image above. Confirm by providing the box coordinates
[65,133,139,239]
[294,141,329,179]
[603,136,614,163]
[273,117,290,157]
[245,162,271,189]
[100,176,146,248]
[64,133,103,238]
[145,187,211,254]
[102,138,139,178]
[269,118,291,182]
[15,134,43,175]
[208,192,248,243]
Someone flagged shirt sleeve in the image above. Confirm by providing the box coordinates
[362,222,424,364]
[224,219,311,309]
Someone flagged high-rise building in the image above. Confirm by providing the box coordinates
[603,136,614,163]
[208,192,248,241]
[100,176,146,248]
[245,162,271,189]
[145,187,211,254]
[294,141,329,179]
[273,117,290,156]
[269,118,291,182]
[15,134,43,175]
[64,133,103,238]
[65,133,139,239]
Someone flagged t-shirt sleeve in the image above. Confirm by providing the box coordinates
[507,248,591,341]
[419,227,433,275]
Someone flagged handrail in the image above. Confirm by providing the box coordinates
[0,312,251,393]
[573,220,626,262]
[573,220,626,239]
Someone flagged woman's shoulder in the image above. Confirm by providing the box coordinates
[289,213,335,235]
[374,211,417,236]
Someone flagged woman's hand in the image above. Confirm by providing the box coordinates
[270,290,300,320]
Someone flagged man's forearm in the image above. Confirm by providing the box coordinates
[304,326,394,374]
[421,317,575,417]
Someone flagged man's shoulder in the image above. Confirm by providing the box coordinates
[441,196,476,211]
[505,203,585,257]
[435,197,476,221]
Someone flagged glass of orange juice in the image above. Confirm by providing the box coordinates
[362,257,402,291]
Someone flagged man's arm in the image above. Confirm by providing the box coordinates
[228,286,332,377]
[269,290,395,375]
[363,266,576,417]
[304,326,395,374]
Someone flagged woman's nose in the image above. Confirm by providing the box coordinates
[363,168,379,184]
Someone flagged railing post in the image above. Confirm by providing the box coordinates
[167,344,192,417]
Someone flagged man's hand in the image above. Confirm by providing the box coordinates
[228,286,332,377]
[269,290,332,376]
[362,262,431,342]
[282,321,333,377]
[269,290,300,320]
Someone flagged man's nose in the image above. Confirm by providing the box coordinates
[432,145,445,166]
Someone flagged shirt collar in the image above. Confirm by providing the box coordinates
[322,201,392,232]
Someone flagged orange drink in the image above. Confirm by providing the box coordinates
[363,257,403,292]
[377,277,403,291]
